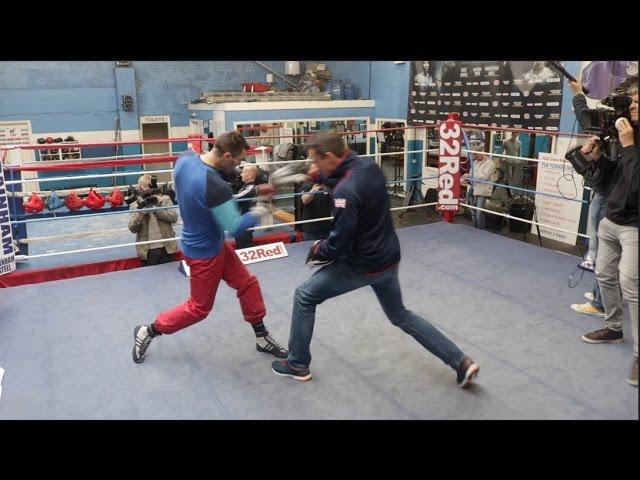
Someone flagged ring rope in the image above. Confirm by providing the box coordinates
[4,149,441,185]
[464,178,587,204]
[20,202,443,259]
[460,202,589,239]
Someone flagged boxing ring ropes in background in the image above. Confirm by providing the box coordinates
[2,124,593,260]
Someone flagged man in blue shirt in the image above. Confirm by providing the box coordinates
[132,131,287,363]
[271,133,480,387]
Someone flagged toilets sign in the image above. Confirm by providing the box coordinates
[0,158,16,275]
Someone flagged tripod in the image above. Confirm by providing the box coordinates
[521,165,543,247]
[398,174,427,219]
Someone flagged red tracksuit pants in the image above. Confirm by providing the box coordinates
[154,242,266,334]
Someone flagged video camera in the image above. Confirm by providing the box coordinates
[124,175,164,208]
[584,92,633,144]
[566,90,634,181]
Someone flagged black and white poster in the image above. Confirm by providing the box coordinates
[408,61,564,131]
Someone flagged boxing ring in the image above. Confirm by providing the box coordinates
[0,222,636,419]
[0,126,637,419]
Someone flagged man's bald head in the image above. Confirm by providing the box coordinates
[241,164,259,183]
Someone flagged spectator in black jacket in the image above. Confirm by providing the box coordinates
[568,80,610,317]
[233,164,260,249]
[271,133,480,387]
[300,181,332,241]
[580,78,638,387]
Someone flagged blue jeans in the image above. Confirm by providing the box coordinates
[588,191,606,310]
[471,196,487,229]
[288,261,467,371]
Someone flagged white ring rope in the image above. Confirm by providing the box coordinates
[5,148,571,187]
[7,181,175,198]
[6,139,589,260]
[21,203,443,259]
[460,202,589,239]
[20,221,185,244]
[4,169,175,186]
[461,149,572,166]
[4,149,441,186]
[20,151,177,166]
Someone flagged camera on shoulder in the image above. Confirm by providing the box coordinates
[584,92,633,144]
[124,175,162,208]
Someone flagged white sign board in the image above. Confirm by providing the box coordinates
[531,152,584,245]
[235,242,289,265]
[140,115,170,124]
[422,166,439,196]
[178,242,289,277]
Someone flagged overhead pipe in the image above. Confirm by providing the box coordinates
[254,61,299,89]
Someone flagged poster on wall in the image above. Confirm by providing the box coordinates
[531,152,583,245]
[407,61,564,131]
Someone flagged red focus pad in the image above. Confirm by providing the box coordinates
[256,183,277,197]
[106,187,124,208]
[23,192,45,213]
[65,191,84,211]
[84,188,106,210]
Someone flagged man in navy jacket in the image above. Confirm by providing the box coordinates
[271,133,480,387]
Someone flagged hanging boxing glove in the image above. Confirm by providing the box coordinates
[23,192,45,213]
[84,188,106,210]
[46,191,65,211]
[65,191,84,211]
[106,187,124,208]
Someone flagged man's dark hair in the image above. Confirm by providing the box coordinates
[624,75,638,96]
[305,132,346,157]
[615,75,638,95]
[214,131,250,157]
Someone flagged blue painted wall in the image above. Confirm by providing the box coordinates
[134,61,293,127]
[0,61,117,133]
[370,61,409,119]
[559,61,582,133]
[0,61,299,133]
[321,61,371,99]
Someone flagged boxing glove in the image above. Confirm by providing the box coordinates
[305,240,333,268]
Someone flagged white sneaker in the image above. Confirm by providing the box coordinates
[570,302,605,317]
[579,260,594,271]
[584,292,595,302]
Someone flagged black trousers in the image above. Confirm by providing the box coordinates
[142,248,174,266]
[235,231,253,249]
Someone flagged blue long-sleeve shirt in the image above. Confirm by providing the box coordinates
[174,151,256,258]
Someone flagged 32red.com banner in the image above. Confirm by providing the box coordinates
[408,61,564,131]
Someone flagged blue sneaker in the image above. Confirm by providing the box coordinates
[271,360,312,381]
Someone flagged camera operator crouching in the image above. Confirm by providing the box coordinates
[128,174,179,266]
[568,77,638,387]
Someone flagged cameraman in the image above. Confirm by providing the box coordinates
[579,79,638,388]
[568,80,610,317]
[128,174,179,266]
